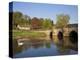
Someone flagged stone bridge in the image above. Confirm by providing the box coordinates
[37,24,78,37]
[53,24,78,36]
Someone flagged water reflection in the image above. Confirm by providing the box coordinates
[55,36,78,54]
[13,36,78,58]
[13,39,23,55]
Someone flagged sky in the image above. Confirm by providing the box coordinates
[9,1,78,24]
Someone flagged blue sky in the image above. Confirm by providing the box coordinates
[10,2,78,24]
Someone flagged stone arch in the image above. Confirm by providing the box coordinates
[50,31,53,39]
[69,30,78,43]
[57,31,63,40]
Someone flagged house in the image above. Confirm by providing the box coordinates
[17,25,30,30]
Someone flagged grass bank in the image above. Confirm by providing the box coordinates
[13,30,46,39]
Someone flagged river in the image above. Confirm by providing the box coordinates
[13,36,78,58]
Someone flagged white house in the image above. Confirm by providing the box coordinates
[17,25,30,30]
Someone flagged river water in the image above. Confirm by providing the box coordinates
[13,36,78,58]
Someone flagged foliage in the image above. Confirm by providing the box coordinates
[10,11,54,30]
[56,14,70,28]
[42,18,53,29]
[31,17,42,29]
[10,12,31,29]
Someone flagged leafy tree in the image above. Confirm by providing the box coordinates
[22,15,31,26]
[39,18,44,28]
[11,12,31,29]
[56,14,70,29]
[10,11,54,30]
[12,12,23,28]
[31,17,42,29]
[43,18,53,29]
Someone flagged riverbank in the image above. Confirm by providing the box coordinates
[13,30,47,39]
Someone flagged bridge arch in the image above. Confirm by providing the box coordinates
[69,30,78,43]
[57,31,63,40]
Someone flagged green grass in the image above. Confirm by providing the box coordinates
[13,30,46,39]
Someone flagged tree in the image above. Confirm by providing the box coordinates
[31,17,42,29]
[12,12,31,29]
[56,14,70,29]
[12,12,23,29]
[22,15,31,25]
[43,18,53,29]
[39,18,44,28]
